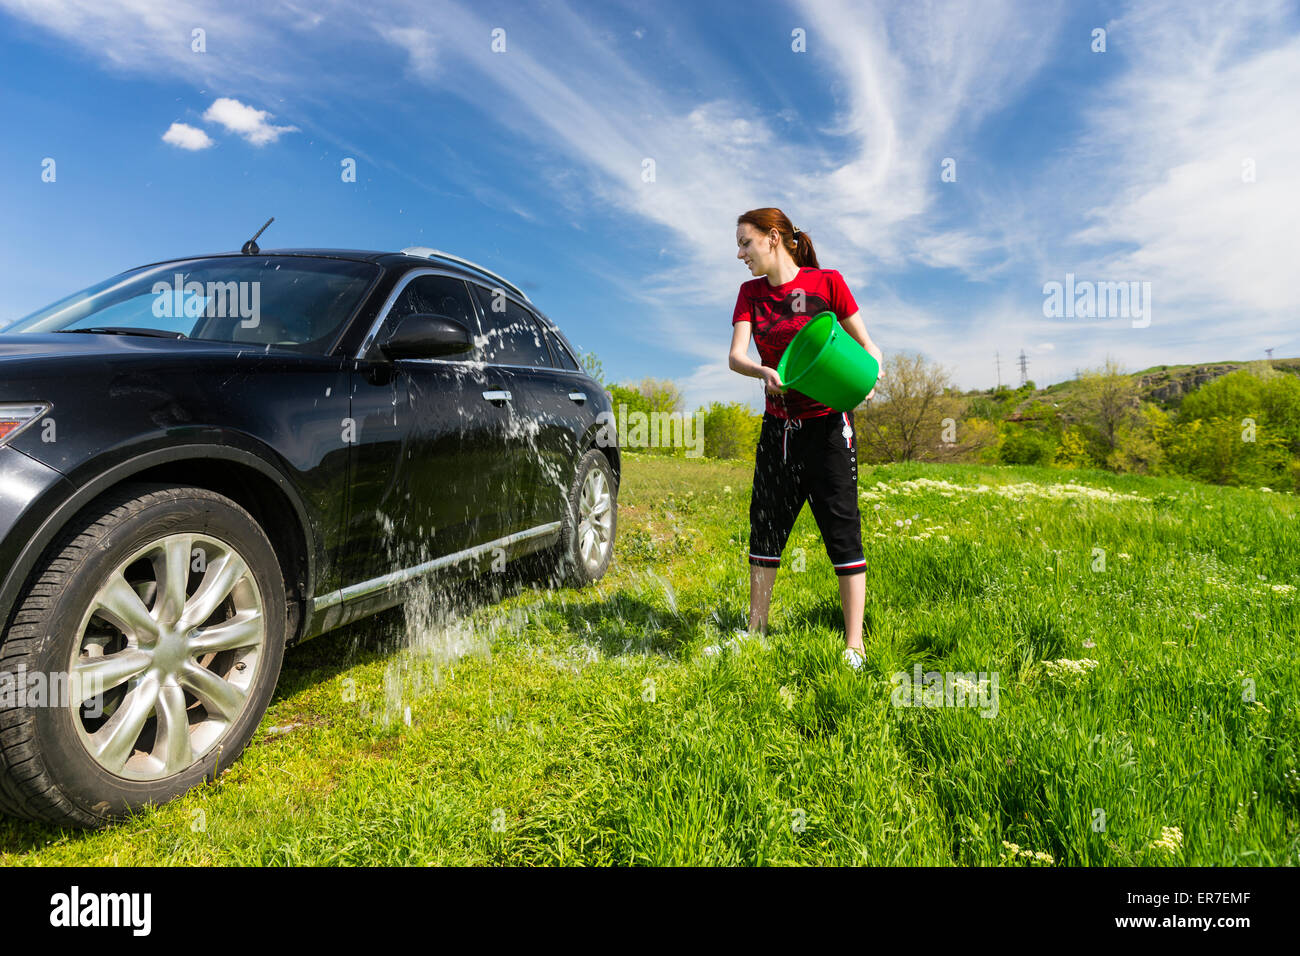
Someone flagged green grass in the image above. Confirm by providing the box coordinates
[3,452,1297,865]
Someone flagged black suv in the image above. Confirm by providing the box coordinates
[0,247,618,827]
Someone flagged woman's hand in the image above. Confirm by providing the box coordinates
[863,386,876,402]
[761,366,786,395]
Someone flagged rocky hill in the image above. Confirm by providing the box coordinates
[970,357,1300,419]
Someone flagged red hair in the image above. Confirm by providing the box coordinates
[736,207,819,269]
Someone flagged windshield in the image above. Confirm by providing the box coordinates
[4,256,381,352]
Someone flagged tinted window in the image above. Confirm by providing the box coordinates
[386,274,477,336]
[471,286,552,367]
[544,327,580,370]
[5,256,380,353]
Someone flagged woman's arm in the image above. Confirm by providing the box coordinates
[839,311,883,400]
[730,321,785,394]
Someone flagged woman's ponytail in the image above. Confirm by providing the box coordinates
[738,207,820,269]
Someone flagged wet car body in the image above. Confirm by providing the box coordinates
[0,247,619,826]
[0,248,618,646]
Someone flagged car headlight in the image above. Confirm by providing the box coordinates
[0,403,51,446]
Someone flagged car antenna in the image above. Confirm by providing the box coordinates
[241,217,275,255]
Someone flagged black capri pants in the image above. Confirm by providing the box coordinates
[748,410,866,575]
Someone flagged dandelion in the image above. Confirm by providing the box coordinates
[1150,826,1182,854]
[895,519,904,528]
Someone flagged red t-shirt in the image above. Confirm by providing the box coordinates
[732,266,860,418]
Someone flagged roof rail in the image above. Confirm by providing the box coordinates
[399,247,531,303]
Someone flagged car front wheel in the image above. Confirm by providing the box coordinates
[0,483,286,828]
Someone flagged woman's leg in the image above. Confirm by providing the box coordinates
[747,415,803,633]
[838,571,865,652]
[806,412,867,651]
[749,564,778,633]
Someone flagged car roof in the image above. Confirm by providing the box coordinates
[125,248,562,328]
[131,248,532,298]
[134,248,397,266]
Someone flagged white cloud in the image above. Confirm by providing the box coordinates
[1067,0,1300,333]
[161,121,213,150]
[202,97,298,146]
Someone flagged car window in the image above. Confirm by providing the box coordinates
[470,286,552,367]
[544,327,580,371]
[385,274,478,334]
[5,257,380,353]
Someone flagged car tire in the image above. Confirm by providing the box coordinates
[0,483,286,828]
[529,449,617,589]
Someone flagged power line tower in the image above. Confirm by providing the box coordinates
[1265,347,1275,361]
[994,351,1002,389]
[1017,349,1029,386]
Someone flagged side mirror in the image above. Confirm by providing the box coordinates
[380,313,474,360]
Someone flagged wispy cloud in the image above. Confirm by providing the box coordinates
[1068,0,1300,334]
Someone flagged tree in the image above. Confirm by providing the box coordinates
[1054,426,1095,469]
[1179,367,1300,456]
[580,350,606,386]
[700,401,762,460]
[855,352,961,461]
[1158,367,1300,487]
[1070,357,1141,463]
[606,378,686,457]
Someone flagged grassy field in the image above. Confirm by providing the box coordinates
[3,452,1297,865]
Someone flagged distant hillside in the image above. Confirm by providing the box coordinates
[967,357,1300,417]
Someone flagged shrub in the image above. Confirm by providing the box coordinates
[700,401,762,460]
[998,425,1058,465]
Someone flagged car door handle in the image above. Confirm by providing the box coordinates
[482,389,512,403]
[568,391,587,403]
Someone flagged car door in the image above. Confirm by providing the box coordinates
[468,284,586,530]
[342,271,525,589]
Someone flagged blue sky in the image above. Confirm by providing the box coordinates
[2,0,1297,411]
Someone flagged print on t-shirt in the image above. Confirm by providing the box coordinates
[732,267,860,419]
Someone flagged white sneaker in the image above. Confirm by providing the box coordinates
[843,646,865,670]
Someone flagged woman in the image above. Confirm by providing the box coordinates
[728,207,883,669]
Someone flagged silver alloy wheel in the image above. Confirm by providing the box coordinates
[68,532,265,781]
[576,466,613,573]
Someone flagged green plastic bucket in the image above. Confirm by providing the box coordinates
[776,311,879,411]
